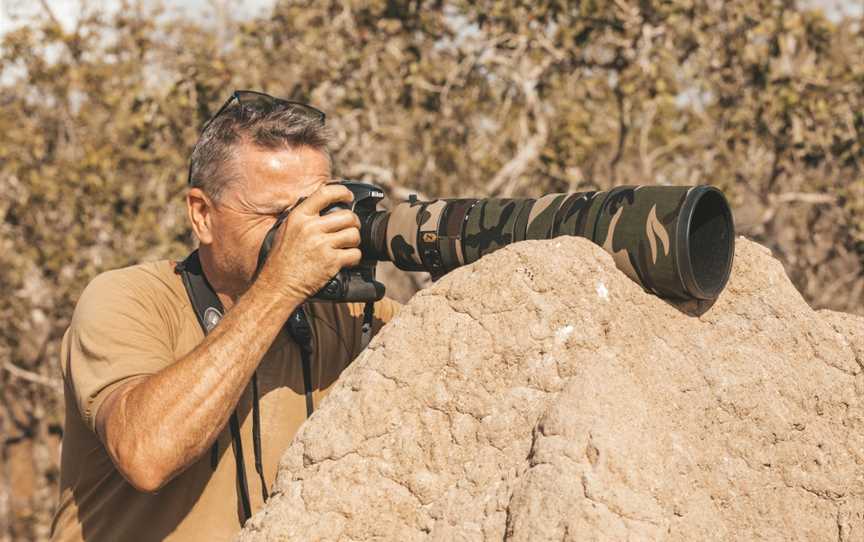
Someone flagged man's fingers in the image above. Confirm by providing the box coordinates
[337,248,363,268]
[319,209,361,233]
[329,226,361,249]
[299,183,353,216]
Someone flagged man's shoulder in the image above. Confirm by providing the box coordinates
[75,259,187,320]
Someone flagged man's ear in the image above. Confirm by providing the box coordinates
[186,188,215,245]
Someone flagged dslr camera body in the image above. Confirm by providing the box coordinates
[256,180,388,303]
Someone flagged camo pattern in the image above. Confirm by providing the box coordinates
[438,199,477,271]
[385,197,426,270]
[384,185,733,300]
[462,199,528,264]
[553,191,600,238]
[525,193,567,239]
[415,199,448,272]
[592,186,689,298]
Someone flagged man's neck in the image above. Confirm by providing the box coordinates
[198,248,238,312]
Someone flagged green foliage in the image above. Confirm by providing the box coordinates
[1,1,862,538]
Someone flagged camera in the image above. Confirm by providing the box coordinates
[254,181,388,302]
[314,181,387,301]
[258,180,735,303]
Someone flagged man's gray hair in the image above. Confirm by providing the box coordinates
[188,103,332,201]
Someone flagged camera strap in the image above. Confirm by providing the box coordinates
[361,301,374,348]
[175,250,255,522]
[255,210,316,420]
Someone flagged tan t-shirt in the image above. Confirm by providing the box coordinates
[51,260,400,542]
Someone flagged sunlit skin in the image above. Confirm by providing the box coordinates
[92,142,361,492]
[192,143,333,305]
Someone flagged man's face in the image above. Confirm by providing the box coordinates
[202,143,331,297]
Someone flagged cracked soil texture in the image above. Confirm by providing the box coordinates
[238,236,864,541]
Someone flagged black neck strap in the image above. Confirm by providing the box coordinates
[176,250,254,521]
[176,250,225,332]
[253,216,316,412]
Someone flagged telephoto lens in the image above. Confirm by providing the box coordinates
[364,185,735,301]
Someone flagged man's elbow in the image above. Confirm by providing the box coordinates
[96,378,173,493]
[114,443,174,494]
[124,468,166,494]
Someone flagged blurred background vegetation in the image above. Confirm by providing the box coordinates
[1,0,862,539]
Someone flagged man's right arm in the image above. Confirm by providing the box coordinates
[95,282,301,492]
[95,184,362,493]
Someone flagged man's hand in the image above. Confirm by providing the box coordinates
[255,183,362,300]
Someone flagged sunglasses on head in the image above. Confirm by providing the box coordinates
[188,89,326,186]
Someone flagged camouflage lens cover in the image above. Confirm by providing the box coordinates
[462,199,530,264]
[593,186,734,299]
[590,186,687,298]
[382,185,734,301]
[385,198,427,270]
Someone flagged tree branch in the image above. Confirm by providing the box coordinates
[2,361,61,393]
[37,0,63,30]
[609,85,628,183]
[487,57,552,197]
[774,192,837,205]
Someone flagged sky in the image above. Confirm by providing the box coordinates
[1,0,862,38]
[802,0,864,19]
[0,0,276,36]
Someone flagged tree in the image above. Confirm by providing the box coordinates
[1,1,861,538]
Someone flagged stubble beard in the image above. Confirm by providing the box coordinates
[213,244,258,302]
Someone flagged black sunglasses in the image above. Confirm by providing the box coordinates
[188,89,326,185]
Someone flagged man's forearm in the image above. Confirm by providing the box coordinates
[98,283,302,492]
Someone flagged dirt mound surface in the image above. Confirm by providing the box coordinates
[239,237,864,541]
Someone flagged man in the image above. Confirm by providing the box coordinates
[51,91,400,541]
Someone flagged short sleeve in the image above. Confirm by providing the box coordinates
[61,269,176,432]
